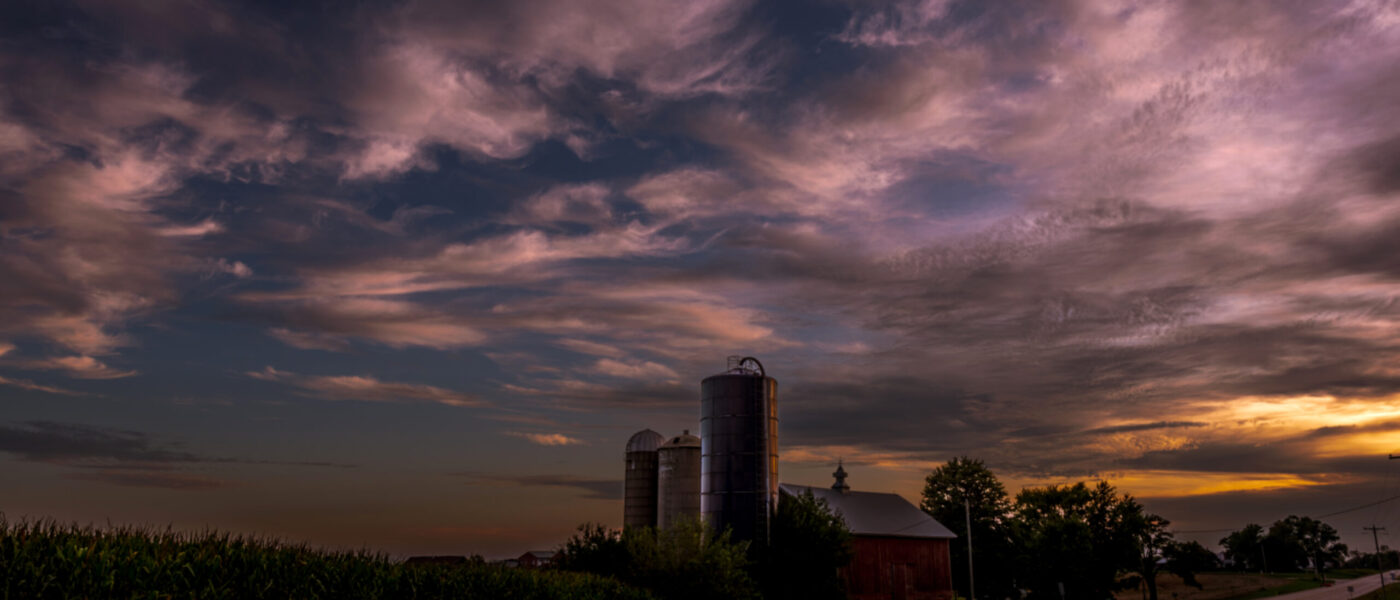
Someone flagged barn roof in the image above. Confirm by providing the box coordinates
[779,483,957,540]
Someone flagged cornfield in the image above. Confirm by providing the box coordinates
[0,516,652,599]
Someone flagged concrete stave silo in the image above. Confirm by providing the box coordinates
[657,430,701,530]
[700,356,778,546]
[624,429,665,530]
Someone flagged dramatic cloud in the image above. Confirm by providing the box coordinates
[3,0,1400,555]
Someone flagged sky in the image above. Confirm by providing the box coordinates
[2,0,1400,558]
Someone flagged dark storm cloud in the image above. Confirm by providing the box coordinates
[1117,422,1400,477]
[0,421,203,464]
[69,469,227,491]
[1349,134,1400,195]
[1145,477,1400,544]
[0,421,352,490]
[1081,422,1207,436]
[456,472,623,501]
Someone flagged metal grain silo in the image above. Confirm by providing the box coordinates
[700,356,778,546]
[624,429,664,530]
[657,430,701,530]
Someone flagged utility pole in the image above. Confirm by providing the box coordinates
[1366,525,1387,595]
[964,495,976,600]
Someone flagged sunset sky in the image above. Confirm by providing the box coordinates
[3,0,1400,558]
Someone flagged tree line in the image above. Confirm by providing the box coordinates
[924,457,1356,600]
[558,456,1366,600]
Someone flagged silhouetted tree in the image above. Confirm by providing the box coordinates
[1278,516,1345,579]
[1125,512,1173,600]
[1230,516,1346,578]
[1163,540,1220,587]
[921,457,1016,600]
[1344,546,1399,570]
[1012,481,1143,600]
[763,489,853,600]
[628,518,758,600]
[557,523,631,578]
[557,519,759,600]
[1220,524,1266,571]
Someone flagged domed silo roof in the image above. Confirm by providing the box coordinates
[660,430,700,449]
[626,429,665,453]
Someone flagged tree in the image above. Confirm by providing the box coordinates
[1125,512,1173,600]
[557,523,630,579]
[556,519,759,600]
[628,518,759,600]
[1263,519,1309,572]
[1220,524,1266,571]
[1241,516,1347,578]
[921,457,1015,600]
[764,489,854,600]
[1344,546,1400,570]
[1012,481,1143,600]
[1281,516,1345,580]
[1163,540,1220,588]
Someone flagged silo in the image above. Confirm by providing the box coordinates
[657,430,701,530]
[700,356,778,546]
[624,429,664,530]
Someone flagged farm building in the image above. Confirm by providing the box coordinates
[516,550,561,569]
[780,464,956,600]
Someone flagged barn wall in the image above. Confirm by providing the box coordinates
[842,537,953,600]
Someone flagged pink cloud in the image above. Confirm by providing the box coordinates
[507,183,615,227]
[0,375,86,396]
[397,0,771,98]
[254,298,488,350]
[592,358,680,381]
[341,42,556,179]
[27,355,137,380]
[554,339,626,359]
[506,432,586,446]
[248,366,485,407]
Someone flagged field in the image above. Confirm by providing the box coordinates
[1358,582,1400,600]
[1114,570,1383,600]
[0,517,653,599]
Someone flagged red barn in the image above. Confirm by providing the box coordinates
[781,467,956,600]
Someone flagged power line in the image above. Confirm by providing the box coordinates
[1318,493,1400,519]
[1167,493,1400,536]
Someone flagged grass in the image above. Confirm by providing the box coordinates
[1223,577,1320,600]
[0,516,653,599]
[1357,582,1400,600]
[1116,570,1385,600]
